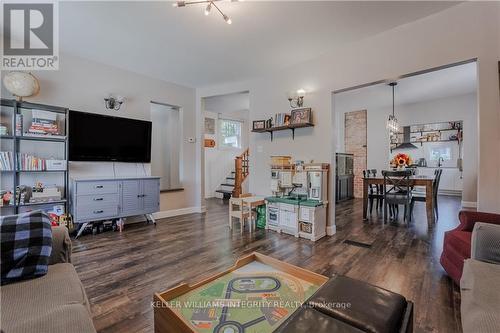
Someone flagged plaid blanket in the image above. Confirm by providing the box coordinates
[0,210,52,285]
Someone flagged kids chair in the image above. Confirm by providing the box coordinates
[229,193,256,234]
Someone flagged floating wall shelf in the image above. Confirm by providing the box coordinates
[251,122,314,141]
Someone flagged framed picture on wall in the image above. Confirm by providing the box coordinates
[205,117,215,134]
[253,120,266,130]
[290,108,312,125]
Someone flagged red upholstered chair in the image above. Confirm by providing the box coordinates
[440,210,500,284]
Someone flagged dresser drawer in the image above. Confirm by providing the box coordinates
[76,193,119,206]
[76,204,119,221]
[76,181,119,195]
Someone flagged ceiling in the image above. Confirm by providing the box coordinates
[59,1,458,88]
[335,62,477,110]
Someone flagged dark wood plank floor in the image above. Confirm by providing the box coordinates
[73,196,462,333]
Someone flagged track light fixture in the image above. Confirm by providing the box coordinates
[173,0,237,24]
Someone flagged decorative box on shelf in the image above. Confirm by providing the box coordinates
[46,159,67,171]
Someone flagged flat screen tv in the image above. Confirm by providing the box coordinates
[69,111,152,162]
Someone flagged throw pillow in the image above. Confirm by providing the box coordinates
[0,210,52,285]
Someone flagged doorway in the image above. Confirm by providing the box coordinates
[202,91,250,201]
[333,60,479,229]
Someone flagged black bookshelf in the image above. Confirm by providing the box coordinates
[0,99,69,215]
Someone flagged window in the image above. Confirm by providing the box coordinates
[430,147,452,161]
[151,102,182,191]
[219,119,242,149]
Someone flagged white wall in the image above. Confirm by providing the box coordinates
[203,93,249,198]
[197,2,500,233]
[336,93,478,202]
[1,53,200,217]
[151,103,182,191]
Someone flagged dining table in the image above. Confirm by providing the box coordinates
[363,174,436,225]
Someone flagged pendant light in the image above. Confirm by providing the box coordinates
[386,82,399,133]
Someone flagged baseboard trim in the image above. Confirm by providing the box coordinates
[326,225,336,236]
[153,206,205,219]
[461,201,477,208]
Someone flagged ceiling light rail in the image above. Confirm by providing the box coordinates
[173,0,239,24]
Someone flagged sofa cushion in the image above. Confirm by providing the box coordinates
[0,210,52,285]
[306,276,407,333]
[4,304,96,333]
[275,307,364,333]
[1,263,95,333]
[444,230,472,259]
[461,259,500,333]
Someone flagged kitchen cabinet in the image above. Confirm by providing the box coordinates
[415,167,462,194]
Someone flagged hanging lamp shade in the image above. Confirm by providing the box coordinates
[386,82,399,133]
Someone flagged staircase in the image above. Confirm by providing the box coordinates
[215,171,236,200]
[214,149,249,200]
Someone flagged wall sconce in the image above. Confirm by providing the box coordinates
[288,89,306,108]
[104,95,124,111]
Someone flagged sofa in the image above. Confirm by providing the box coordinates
[440,210,500,284]
[1,226,96,333]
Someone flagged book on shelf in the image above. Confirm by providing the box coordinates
[0,151,14,171]
[27,109,61,136]
[23,133,66,140]
[15,154,66,171]
[17,153,46,171]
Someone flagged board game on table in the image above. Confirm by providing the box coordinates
[153,252,328,333]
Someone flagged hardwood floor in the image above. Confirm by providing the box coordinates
[72,196,462,333]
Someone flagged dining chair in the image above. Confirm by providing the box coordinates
[363,170,384,215]
[410,168,442,219]
[382,170,413,224]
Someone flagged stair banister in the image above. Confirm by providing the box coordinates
[232,148,249,198]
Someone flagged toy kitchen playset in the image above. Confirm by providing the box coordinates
[266,156,329,241]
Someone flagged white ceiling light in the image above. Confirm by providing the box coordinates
[173,0,237,24]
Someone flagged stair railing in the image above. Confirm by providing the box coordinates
[233,148,249,198]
